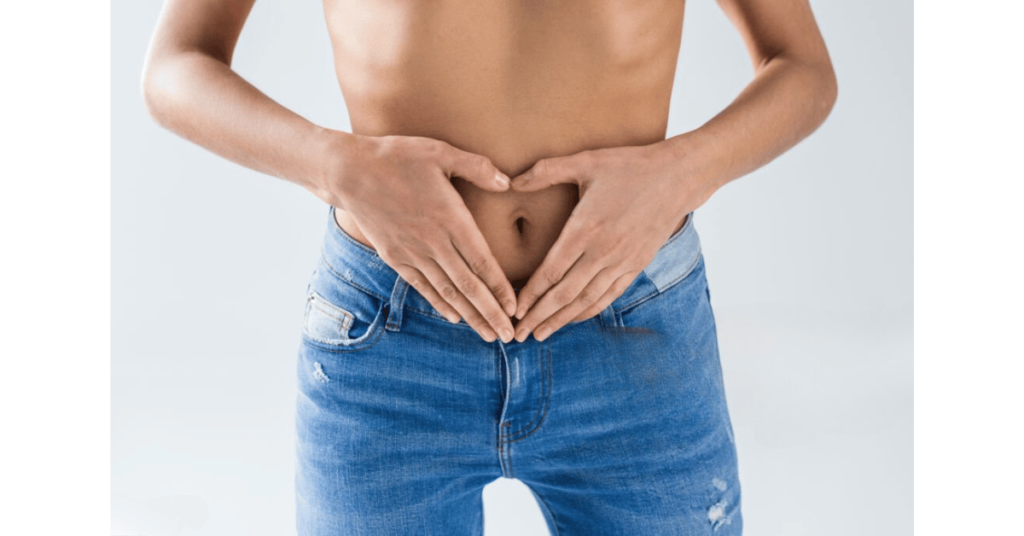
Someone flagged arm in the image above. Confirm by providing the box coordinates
[142,0,520,343]
[507,0,837,342]
[660,0,838,199]
[141,0,342,196]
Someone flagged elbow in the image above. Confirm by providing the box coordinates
[140,51,181,130]
[763,51,838,126]
[140,58,167,128]
[816,61,839,123]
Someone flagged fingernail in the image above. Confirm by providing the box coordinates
[495,172,509,186]
[535,327,551,341]
[514,306,526,319]
[503,301,516,316]
[499,328,513,343]
[446,312,461,324]
[514,329,527,342]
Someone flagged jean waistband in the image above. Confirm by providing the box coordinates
[318,205,702,333]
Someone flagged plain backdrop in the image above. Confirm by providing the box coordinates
[112,0,912,534]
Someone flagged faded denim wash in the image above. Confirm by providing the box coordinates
[295,205,742,535]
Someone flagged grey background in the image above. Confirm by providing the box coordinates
[112,0,911,534]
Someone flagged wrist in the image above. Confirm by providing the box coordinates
[310,129,366,210]
[652,130,725,207]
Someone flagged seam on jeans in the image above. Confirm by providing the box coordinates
[300,331,385,353]
[406,305,549,338]
[506,440,514,477]
[496,344,513,478]
[498,430,514,477]
[317,248,390,302]
[507,441,515,478]
[494,352,506,473]
[404,305,475,329]
[615,284,658,313]
[502,345,552,443]
[498,440,505,476]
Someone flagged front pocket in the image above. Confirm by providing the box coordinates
[301,287,385,351]
[305,291,356,342]
[618,254,708,330]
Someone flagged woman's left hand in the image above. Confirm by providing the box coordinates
[509,143,713,342]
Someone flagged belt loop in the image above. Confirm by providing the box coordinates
[599,303,620,329]
[385,276,410,332]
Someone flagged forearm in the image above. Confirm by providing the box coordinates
[141,49,352,196]
[660,53,838,198]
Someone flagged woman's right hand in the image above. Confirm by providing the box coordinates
[312,133,517,343]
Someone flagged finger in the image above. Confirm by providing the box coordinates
[443,147,510,192]
[513,218,589,320]
[531,266,623,341]
[432,244,515,343]
[513,252,603,342]
[509,153,588,192]
[568,271,638,323]
[447,214,518,317]
[391,263,462,324]
[416,257,499,343]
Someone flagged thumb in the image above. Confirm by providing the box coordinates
[444,148,510,192]
[509,156,581,192]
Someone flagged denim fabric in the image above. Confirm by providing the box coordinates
[295,205,742,535]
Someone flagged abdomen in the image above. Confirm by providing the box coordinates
[323,0,686,285]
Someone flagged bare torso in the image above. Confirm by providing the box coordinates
[324,0,687,288]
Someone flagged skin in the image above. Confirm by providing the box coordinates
[142,0,837,344]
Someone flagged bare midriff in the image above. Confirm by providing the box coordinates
[324,0,687,288]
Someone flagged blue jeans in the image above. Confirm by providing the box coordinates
[295,205,742,535]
